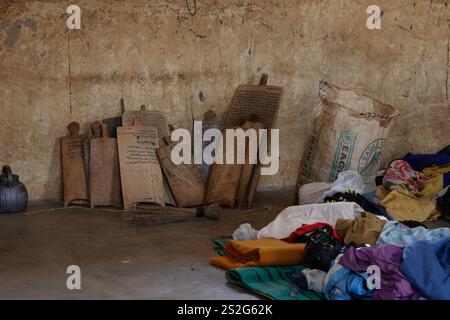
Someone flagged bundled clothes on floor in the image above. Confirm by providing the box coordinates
[376,151,450,222]
[377,221,450,247]
[383,160,430,194]
[375,148,450,222]
[335,212,386,245]
[401,237,450,300]
[257,202,364,240]
[324,191,388,218]
[402,145,450,186]
[210,239,306,270]
[324,254,373,300]
[293,255,375,300]
[299,242,450,301]
[340,245,420,300]
[383,160,448,199]
[377,188,440,222]
[302,226,343,272]
[283,222,342,243]
[401,146,450,220]
[232,223,258,241]
[298,171,371,205]
[213,157,450,300]
[291,268,327,294]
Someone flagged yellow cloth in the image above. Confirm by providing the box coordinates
[421,164,450,198]
[375,185,390,200]
[377,176,447,200]
[423,164,450,176]
[210,239,306,270]
[380,189,440,222]
[420,175,444,198]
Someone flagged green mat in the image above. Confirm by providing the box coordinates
[213,238,230,256]
[226,266,324,300]
[212,239,324,300]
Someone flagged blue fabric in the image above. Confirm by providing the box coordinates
[362,192,375,202]
[377,221,450,247]
[402,153,450,172]
[324,256,373,300]
[401,237,450,300]
[444,174,450,189]
[438,145,450,156]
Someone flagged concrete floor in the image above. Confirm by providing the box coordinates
[0,189,296,300]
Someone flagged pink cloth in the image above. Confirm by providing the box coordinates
[383,160,429,193]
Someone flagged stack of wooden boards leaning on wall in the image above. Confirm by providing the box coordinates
[60,74,283,211]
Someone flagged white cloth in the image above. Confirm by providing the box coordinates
[257,202,364,240]
[232,223,259,241]
[322,171,370,200]
[298,182,332,205]
[291,268,327,297]
[302,268,327,293]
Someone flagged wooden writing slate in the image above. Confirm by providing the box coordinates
[222,75,283,208]
[117,126,165,210]
[160,137,176,207]
[204,121,264,209]
[223,85,283,130]
[122,106,170,146]
[103,98,126,139]
[246,166,261,208]
[61,122,89,207]
[84,121,102,196]
[204,127,244,208]
[162,176,176,206]
[90,124,122,208]
[236,121,264,209]
[122,106,174,205]
[157,142,205,207]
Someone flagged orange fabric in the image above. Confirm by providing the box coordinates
[210,239,306,270]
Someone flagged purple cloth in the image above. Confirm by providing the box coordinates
[340,246,421,300]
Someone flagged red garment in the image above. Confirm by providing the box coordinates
[283,222,343,243]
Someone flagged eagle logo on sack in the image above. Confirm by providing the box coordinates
[358,139,386,181]
[330,131,357,181]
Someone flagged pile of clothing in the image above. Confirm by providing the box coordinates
[377,149,450,221]
[210,146,450,300]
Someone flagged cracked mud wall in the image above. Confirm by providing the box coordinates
[1,0,450,200]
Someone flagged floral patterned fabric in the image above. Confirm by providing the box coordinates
[383,160,430,194]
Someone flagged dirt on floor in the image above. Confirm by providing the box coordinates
[0,188,295,300]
